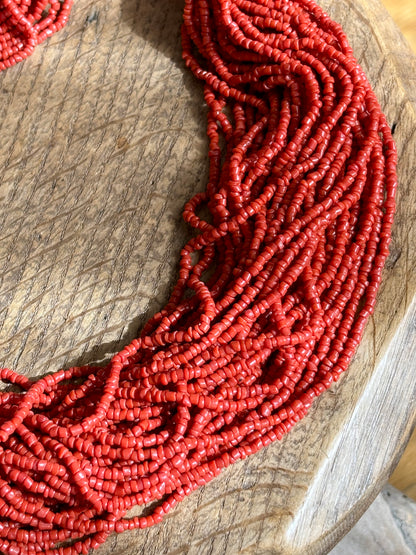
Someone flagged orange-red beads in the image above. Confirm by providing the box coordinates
[0,0,73,70]
[0,0,397,553]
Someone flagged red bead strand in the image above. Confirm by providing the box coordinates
[0,0,73,70]
[0,0,397,553]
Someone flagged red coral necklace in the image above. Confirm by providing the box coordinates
[0,1,397,553]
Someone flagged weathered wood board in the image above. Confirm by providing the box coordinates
[0,0,415,553]
[330,485,416,554]
[383,0,416,53]
[391,427,416,500]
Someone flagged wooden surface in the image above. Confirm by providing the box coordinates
[0,1,415,554]
[330,485,416,554]
[382,0,416,53]
[391,428,416,501]
[382,0,416,503]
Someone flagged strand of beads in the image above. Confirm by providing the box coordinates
[0,0,73,70]
[0,0,397,553]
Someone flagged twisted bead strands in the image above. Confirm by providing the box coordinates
[0,0,397,553]
[0,0,73,70]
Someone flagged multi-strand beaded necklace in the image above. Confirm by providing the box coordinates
[0,0,397,553]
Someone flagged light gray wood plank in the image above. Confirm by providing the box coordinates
[331,485,416,554]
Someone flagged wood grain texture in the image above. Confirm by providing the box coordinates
[382,0,416,53]
[0,1,415,554]
[381,0,416,503]
[330,485,416,554]
[391,428,416,500]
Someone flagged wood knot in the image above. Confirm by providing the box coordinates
[116,136,130,152]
